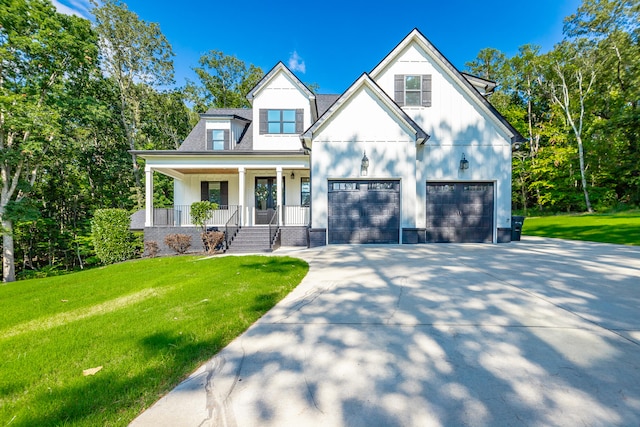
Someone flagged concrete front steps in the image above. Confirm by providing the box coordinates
[225,226,279,254]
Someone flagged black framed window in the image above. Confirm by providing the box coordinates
[207,129,229,150]
[200,181,228,208]
[301,177,310,206]
[259,109,304,134]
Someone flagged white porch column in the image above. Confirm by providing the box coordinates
[238,167,245,226]
[145,166,153,226]
[276,167,283,226]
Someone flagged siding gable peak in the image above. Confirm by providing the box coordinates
[301,73,429,146]
[247,62,315,103]
[371,28,524,143]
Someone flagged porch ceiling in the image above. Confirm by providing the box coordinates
[173,168,239,175]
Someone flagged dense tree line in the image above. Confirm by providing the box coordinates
[466,0,639,214]
[1,0,636,280]
[0,0,261,281]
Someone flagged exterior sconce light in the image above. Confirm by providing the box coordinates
[290,171,295,180]
[459,153,469,171]
[361,151,369,176]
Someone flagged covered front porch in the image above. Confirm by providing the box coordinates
[140,151,311,229]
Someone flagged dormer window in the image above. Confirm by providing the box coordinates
[259,109,304,134]
[394,74,432,107]
[207,129,229,150]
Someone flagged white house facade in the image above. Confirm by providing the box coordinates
[134,29,524,253]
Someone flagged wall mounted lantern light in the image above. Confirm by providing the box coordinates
[361,151,369,176]
[459,153,469,171]
[290,171,295,180]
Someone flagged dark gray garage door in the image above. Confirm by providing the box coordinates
[328,180,400,244]
[426,182,494,243]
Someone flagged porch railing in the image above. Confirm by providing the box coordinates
[281,205,310,226]
[151,204,309,227]
[152,205,239,227]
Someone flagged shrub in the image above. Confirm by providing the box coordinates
[164,234,192,254]
[202,231,225,254]
[190,201,218,232]
[145,241,159,258]
[91,209,136,264]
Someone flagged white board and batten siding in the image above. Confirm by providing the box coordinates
[372,42,513,232]
[310,84,418,231]
[252,72,312,151]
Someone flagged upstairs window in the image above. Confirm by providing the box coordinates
[394,74,432,107]
[259,109,304,134]
[207,129,229,150]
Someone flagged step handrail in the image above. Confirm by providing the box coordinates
[224,207,240,251]
[268,206,280,250]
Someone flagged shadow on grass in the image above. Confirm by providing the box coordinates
[238,257,308,275]
[19,334,226,427]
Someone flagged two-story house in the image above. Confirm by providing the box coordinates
[134,29,524,253]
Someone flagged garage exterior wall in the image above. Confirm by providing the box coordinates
[371,42,514,236]
[310,85,418,233]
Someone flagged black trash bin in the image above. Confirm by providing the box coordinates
[511,216,525,241]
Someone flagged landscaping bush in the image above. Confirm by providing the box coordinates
[91,209,136,264]
[145,241,159,257]
[164,234,192,254]
[202,231,225,254]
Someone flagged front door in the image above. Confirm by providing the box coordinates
[255,177,280,225]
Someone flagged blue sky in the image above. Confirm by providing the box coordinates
[53,0,582,94]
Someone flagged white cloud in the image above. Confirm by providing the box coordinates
[51,0,93,19]
[288,51,306,73]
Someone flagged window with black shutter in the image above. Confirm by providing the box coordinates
[200,181,228,208]
[207,129,230,150]
[394,74,432,107]
[259,109,303,134]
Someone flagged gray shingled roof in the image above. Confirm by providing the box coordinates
[179,108,253,151]
[179,99,341,152]
[316,94,341,117]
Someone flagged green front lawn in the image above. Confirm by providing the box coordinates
[0,255,308,426]
[522,211,640,246]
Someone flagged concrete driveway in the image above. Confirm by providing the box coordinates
[131,237,640,427]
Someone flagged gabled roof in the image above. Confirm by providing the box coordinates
[370,28,525,143]
[246,61,318,114]
[301,73,429,146]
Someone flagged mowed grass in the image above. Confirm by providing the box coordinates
[0,255,308,426]
[522,210,640,245]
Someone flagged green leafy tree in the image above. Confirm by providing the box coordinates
[564,0,640,206]
[186,51,264,113]
[92,0,175,204]
[0,0,98,282]
[190,201,218,232]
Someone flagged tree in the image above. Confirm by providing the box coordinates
[538,40,598,212]
[91,0,175,204]
[186,51,264,112]
[0,0,98,282]
[564,0,640,206]
[465,48,508,81]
